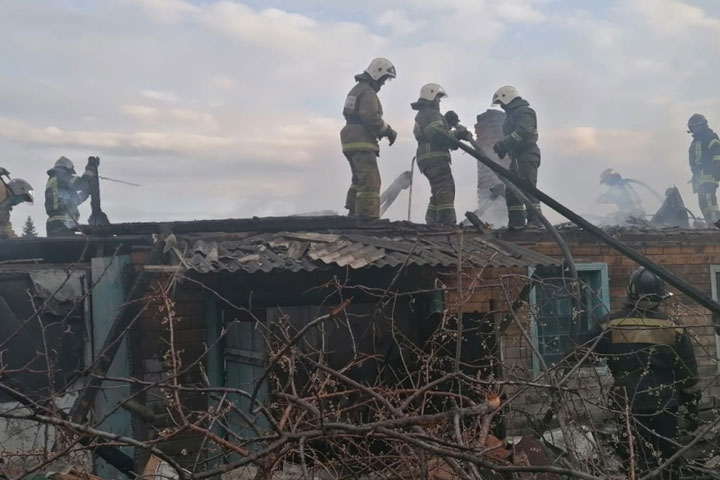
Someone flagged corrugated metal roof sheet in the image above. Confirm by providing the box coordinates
[171,229,559,274]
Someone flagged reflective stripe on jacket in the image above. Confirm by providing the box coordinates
[340,79,388,153]
[500,97,541,162]
[45,167,94,226]
[689,129,720,188]
[579,306,699,410]
[412,101,453,166]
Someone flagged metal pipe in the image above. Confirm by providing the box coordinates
[442,131,720,332]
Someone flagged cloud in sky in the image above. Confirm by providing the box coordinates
[0,0,719,233]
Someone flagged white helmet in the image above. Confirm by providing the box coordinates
[418,83,447,102]
[364,58,397,81]
[492,85,520,106]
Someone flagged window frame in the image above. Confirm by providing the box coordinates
[708,265,720,373]
[529,262,610,373]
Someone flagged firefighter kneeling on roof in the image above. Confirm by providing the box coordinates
[45,156,98,237]
[575,268,700,479]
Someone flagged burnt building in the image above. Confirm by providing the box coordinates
[1,217,719,477]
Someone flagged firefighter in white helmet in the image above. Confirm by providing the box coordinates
[411,83,470,225]
[340,58,398,219]
[491,86,542,230]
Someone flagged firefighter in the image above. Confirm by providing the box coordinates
[411,83,470,225]
[598,168,646,224]
[491,86,542,229]
[45,156,98,237]
[687,114,720,225]
[0,168,34,239]
[577,268,700,479]
[341,58,398,219]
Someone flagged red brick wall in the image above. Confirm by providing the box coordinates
[448,229,720,429]
[526,232,720,386]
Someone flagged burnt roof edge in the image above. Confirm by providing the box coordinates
[0,235,154,264]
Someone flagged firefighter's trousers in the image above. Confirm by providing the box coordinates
[419,159,456,225]
[614,408,679,480]
[46,219,77,237]
[696,181,720,225]
[505,155,541,228]
[344,150,381,219]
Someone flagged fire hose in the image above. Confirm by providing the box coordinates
[440,131,720,333]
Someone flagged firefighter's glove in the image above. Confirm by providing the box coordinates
[0,167,9,177]
[444,110,460,127]
[87,156,100,168]
[493,141,508,159]
[454,125,472,141]
[386,126,398,146]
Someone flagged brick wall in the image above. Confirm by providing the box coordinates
[448,228,720,431]
[525,230,720,391]
[127,228,720,450]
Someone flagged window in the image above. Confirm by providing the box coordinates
[530,263,610,370]
[708,265,720,373]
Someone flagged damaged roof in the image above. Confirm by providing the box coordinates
[0,216,558,272]
[161,221,559,274]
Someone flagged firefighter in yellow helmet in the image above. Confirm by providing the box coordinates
[340,58,397,219]
[687,114,720,225]
[411,83,471,225]
[0,168,34,238]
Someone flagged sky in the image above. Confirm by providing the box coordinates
[2,0,720,234]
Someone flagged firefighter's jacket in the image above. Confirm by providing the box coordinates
[498,97,541,163]
[412,101,455,168]
[45,167,94,228]
[341,77,390,154]
[689,127,720,191]
[579,306,699,411]
[0,182,16,238]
